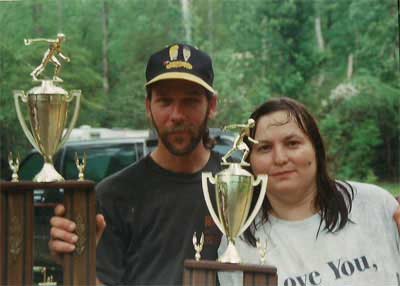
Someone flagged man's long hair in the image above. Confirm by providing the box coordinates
[243,97,354,246]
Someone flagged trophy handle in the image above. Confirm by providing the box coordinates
[13,91,41,152]
[201,173,225,234]
[237,174,268,236]
[57,90,81,150]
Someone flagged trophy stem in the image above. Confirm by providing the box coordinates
[218,240,241,264]
[33,162,64,182]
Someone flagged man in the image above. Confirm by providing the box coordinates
[49,43,222,285]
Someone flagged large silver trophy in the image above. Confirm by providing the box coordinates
[202,119,268,263]
[14,33,81,182]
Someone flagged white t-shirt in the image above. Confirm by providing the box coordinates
[218,182,400,286]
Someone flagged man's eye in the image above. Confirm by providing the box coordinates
[158,99,172,106]
[184,98,201,106]
[187,89,204,97]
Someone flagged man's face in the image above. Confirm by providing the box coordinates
[146,79,217,156]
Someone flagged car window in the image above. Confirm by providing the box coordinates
[19,153,44,180]
[63,143,144,182]
[214,137,242,162]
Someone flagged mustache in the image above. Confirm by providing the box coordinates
[166,124,195,133]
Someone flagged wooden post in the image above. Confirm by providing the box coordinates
[183,259,277,286]
[0,181,96,286]
[0,183,33,286]
[63,182,96,286]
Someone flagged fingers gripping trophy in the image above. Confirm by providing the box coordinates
[202,119,268,263]
[14,33,80,182]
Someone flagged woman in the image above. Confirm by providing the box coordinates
[218,97,400,286]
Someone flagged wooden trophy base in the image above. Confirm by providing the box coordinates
[0,180,96,286]
[183,259,277,286]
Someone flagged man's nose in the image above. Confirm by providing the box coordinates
[170,102,185,122]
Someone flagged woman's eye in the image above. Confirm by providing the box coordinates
[257,145,271,152]
[287,141,300,147]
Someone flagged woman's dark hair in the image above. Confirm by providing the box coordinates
[243,97,354,246]
[146,84,215,150]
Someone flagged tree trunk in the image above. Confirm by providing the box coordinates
[102,0,110,96]
[347,53,353,79]
[315,17,325,51]
[208,0,213,53]
[32,0,43,35]
[181,0,192,43]
[315,16,325,86]
[57,0,63,32]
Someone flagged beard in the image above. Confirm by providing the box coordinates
[151,111,209,156]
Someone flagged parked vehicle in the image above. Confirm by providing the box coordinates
[15,126,239,285]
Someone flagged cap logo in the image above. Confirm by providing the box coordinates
[165,45,193,70]
[183,46,191,61]
[169,44,179,61]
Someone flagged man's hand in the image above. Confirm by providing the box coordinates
[48,204,106,264]
[394,198,400,233]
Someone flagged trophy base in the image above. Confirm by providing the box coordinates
[218,241,241,263]
[34,163,64,182]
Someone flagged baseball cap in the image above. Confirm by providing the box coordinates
[145,43,215,94]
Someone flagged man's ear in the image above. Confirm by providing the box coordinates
[208,93,218,119]
[145,98,152,120]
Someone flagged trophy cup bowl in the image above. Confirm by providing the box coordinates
[202,163,267,263]
[14,80,81,182]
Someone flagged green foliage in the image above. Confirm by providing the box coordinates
[320,76,399,181]
[0,0,398,184]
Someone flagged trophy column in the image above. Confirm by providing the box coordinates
[0,182,34,286]
[63,181,97,286]
[183,260,277,286]
[0,181,96,286]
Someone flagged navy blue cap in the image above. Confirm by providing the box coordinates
[145,43,215,94]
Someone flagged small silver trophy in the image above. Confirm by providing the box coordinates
[8,152,20,182]
[75,152,87,181]
[256,238,267,265]
[14,34,81,182]
[202,119,268,263]
[192,232,204,261]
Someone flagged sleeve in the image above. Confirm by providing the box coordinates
[382,189,400,253]
[96,197,129,285]
[361,183,400,255]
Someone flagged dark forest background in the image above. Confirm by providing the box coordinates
[1,0,399,188]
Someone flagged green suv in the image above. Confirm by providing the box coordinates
[16,127,238,285]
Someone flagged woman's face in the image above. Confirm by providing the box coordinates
[250,111,317,199]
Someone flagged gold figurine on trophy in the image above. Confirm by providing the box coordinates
[14,33,81,182]
[222,118,258,166]
[24,33,70,82]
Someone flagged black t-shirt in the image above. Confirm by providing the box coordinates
[96,151,223,285]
